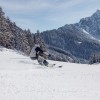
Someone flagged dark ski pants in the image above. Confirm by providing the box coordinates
[31,56,49,66]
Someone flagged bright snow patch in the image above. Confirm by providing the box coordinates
[82,29,90,35]
[82,29,95,39]
[82,29,100,42]
[77,41,82,44]
[0,47,100,100]
[75,41,82,44]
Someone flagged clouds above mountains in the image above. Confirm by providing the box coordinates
[0,0,100,32]
[1,0,91,12]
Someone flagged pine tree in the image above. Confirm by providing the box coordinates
[0,7,14,48]
[89,52,100,64]
[34,30,46,51]
[0,7,5,31]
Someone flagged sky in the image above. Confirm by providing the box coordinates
[0,0,100,33]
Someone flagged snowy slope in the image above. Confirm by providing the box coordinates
[82,29,100,42]
[0,47,100,100]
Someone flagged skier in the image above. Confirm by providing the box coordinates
[30,44,51,66]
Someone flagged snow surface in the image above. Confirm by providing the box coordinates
[82,29,95,39]
[0,47,100,100]
[82,29,100,42]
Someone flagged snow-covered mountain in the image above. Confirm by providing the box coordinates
[0,47,100,100]
[0,7,75,63]
[77,9,100,40]
[41,25,100,63]
[0,6,100,63]
[41,10,100,63]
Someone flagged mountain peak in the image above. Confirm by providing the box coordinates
[92,9,100,17]
[96,9,100,13]
[95,9,100,15]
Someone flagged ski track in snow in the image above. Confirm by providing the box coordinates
[0,48,100,100]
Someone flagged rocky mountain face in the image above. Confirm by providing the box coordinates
[0,7,45,55]
[77,10,100,40]
[41,10,100,63]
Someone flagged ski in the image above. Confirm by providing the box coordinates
[58,65,62,68]
[47,64,62,68]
